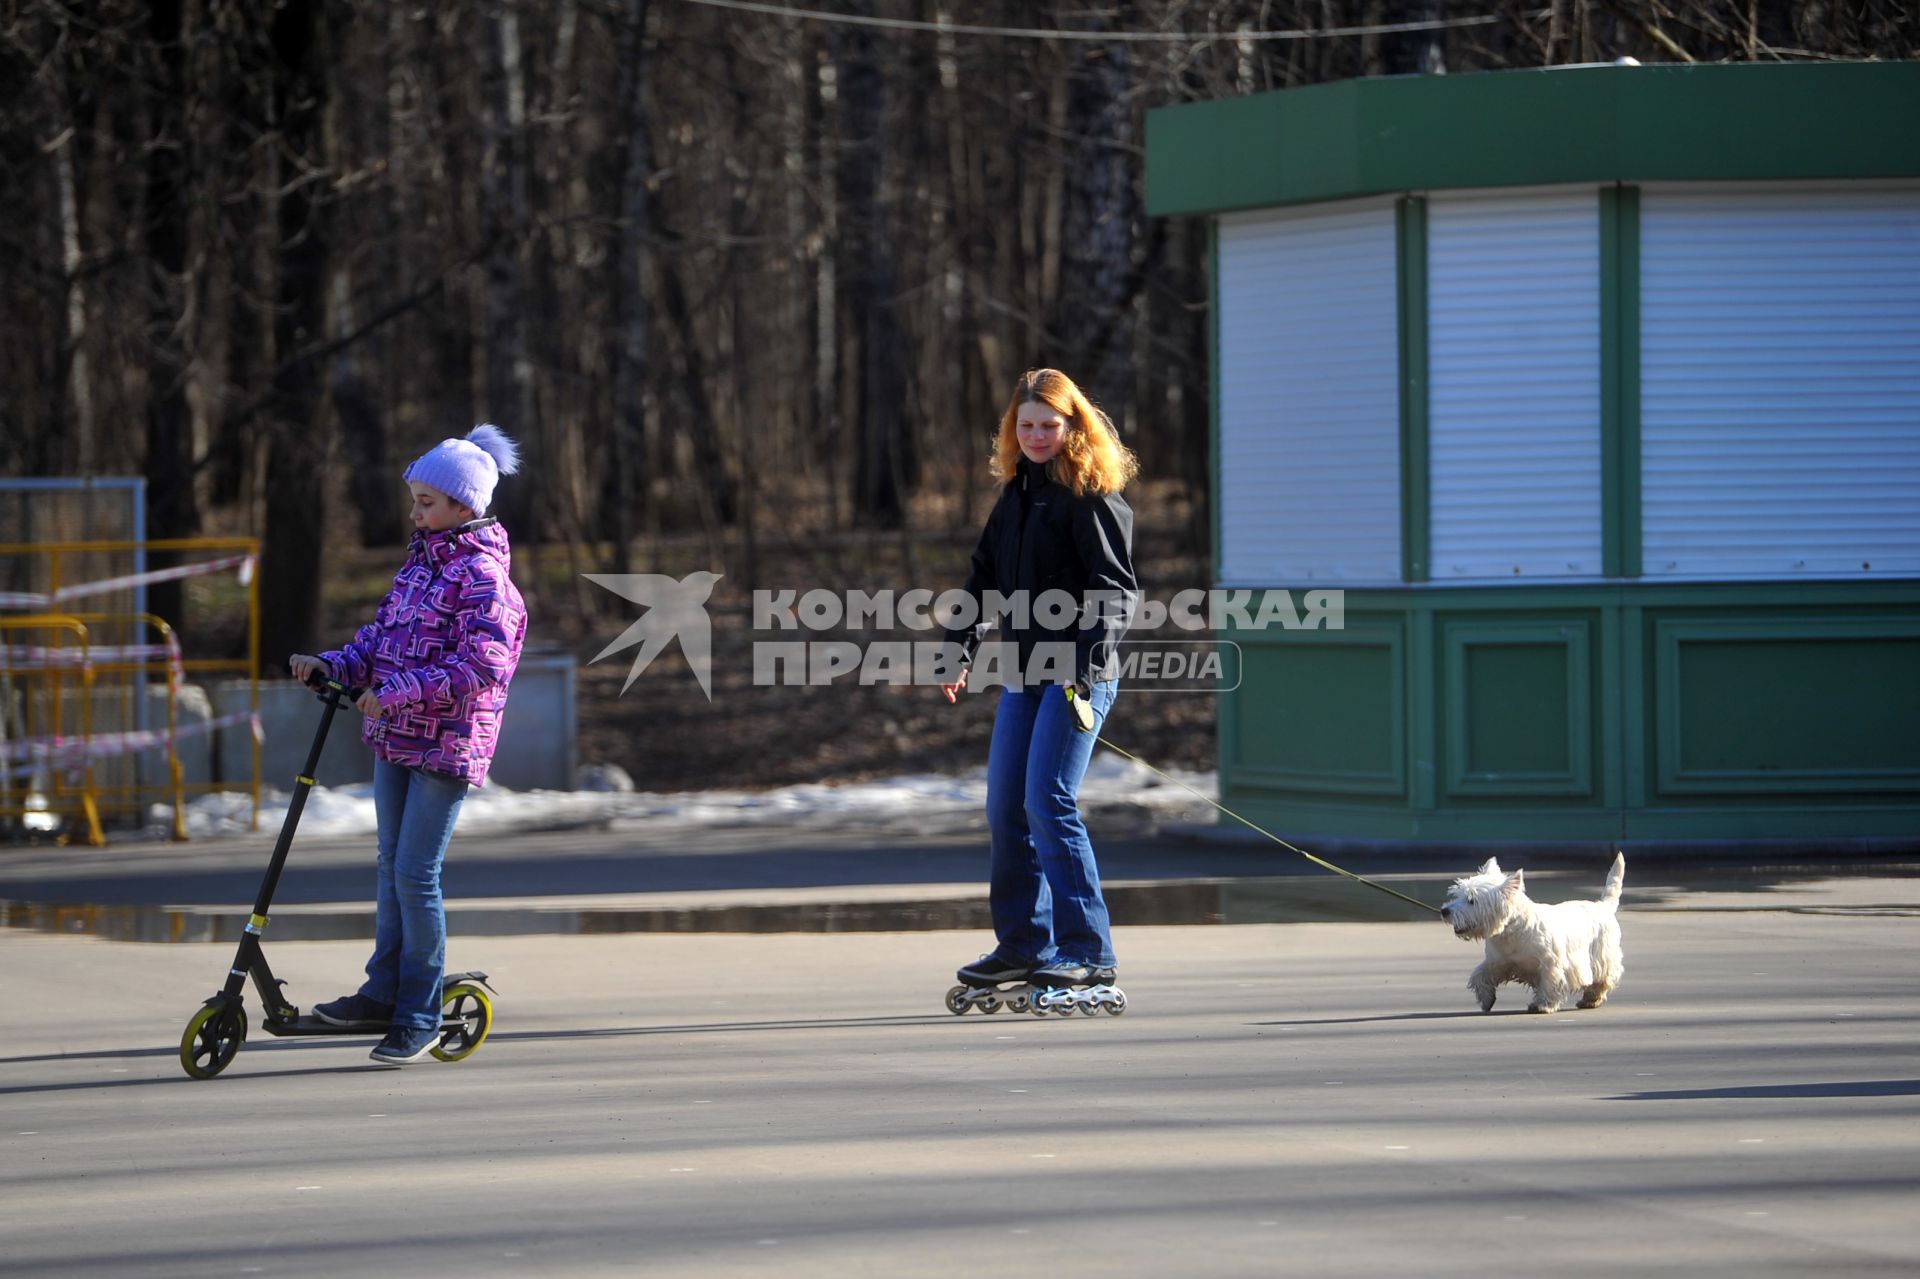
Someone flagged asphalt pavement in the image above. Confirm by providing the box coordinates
[1,818,1917,1276]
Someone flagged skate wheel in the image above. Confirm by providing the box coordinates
[1078,1001,1099,1016]
[1106,992,1128,1015]
[179,1001,247,1080]
[1007,993,1031,1015]
[431,982,494,1062]
[944,986,971,1015]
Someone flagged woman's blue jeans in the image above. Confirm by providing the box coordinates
[984,680,1119,969]
[361,759,468,1030]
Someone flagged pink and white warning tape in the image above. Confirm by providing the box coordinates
[2,708,262,778]
[0,553,255,611]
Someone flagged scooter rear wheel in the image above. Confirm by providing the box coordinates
[179,1003,248,1080]
[431,982,493,1062]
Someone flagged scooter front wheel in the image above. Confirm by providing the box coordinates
[179,1002,248,1080]
[430,982,493,1062]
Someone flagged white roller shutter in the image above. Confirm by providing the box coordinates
[1218,200,1401,584]
[1641,183,1920,578]
[1427,189,1603,579]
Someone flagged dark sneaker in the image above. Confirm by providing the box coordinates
[368,1025,440,1067]
[957,953,1036,986]
[312,993,394,1028]
[1030,959,1116,988]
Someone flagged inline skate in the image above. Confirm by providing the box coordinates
[944,953,1037,1015]
[1028,960,1127,1017]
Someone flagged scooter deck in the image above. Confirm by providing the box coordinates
[261,1013,473,1038]
[261,1016,383,1038]
[257,974,493,1037]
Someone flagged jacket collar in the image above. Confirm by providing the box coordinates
[411,516,509,569]
[1015,456,1056,491]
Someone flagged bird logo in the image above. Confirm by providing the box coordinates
[584,571,724,700]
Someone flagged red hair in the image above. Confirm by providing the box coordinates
[990,368,1139,497]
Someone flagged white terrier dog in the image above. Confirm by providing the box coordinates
[1440,853,1625,1014]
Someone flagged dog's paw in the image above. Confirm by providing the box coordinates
[1525,1002,1558,1014]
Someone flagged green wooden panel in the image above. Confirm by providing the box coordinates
[1440,620,1594,798]
[1407,605,1437,809]
[1615,602,1644,810]
[1466,645,1571,770]
[1212,582,1920,842]
[1654,618,1920,795]
[1229,624,1404,796]
[1148,62,1920,217]
[1243,581,1919,611]
[1214,795,1920,843]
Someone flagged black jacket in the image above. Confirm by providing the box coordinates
[948,458,1138,687]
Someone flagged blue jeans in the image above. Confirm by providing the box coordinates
[984,681,1119,969]
[362,759,468,1030]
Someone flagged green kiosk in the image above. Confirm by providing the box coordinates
[1146,62,1920,847]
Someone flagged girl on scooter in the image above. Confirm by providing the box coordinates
[289,424,528,1066]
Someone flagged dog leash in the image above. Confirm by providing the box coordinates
[1092,734,1443,917]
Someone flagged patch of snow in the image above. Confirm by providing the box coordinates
[147,748,1217,841]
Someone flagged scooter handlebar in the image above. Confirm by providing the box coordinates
[303,670,367,703]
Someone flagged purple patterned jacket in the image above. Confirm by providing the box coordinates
[320,518,529,787]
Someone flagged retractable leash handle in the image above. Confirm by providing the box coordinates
[1062,684,1095,734]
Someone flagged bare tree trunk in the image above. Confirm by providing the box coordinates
[143,0,200,627]
[811,44,840,528]
[259,0,333,669]
[655,252,737,533]
[606,0,653,574]
[483,2,538,534]
[331,263,392,546]
[726,36,759,592]
[1051,15,1140,431]
[832,7,908,529]
[53,130,93,475]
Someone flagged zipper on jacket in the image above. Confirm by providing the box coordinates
[1013,462,1039,596]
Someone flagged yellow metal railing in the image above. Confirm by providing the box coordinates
[0,538,261,842]
[0,616,104,845]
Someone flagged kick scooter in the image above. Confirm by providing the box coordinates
[178,673,496,1079]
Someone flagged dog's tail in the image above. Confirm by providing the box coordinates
[1601,851,1626,910]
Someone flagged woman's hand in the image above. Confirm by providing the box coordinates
[288,654,326,683]
[356,689,383,718]
[941,665,970,704]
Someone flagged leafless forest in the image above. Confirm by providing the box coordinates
[2,0,1912,673]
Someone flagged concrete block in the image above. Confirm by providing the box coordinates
[489,648,577,791]
[208,679,374,790]
[207,648,575,792]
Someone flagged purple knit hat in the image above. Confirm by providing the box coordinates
[404,424,521,516]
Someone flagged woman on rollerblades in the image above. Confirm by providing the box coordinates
[942,368,1139,1016]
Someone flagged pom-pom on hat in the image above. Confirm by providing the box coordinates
[404,424,521,516]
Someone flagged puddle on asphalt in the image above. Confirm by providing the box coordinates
[0,877,1455,943]
[15,868,1912,943]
